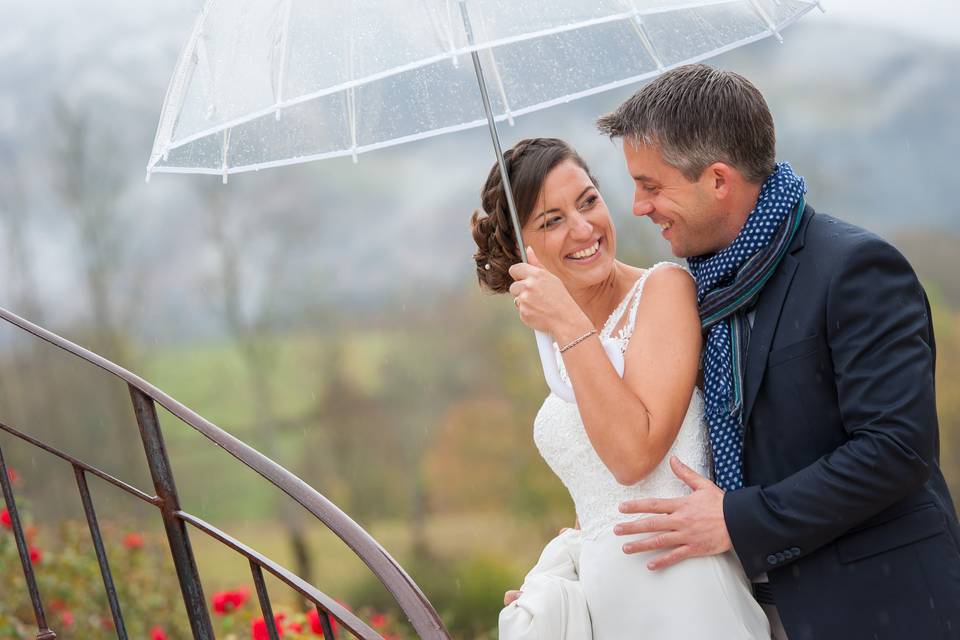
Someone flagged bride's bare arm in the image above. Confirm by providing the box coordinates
[555,266,701,485]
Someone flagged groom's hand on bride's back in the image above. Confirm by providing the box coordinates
[615,456,731,570]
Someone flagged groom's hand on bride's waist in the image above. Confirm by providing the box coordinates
[615,456,731,571]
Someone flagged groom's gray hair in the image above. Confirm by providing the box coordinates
[597,64,775,183]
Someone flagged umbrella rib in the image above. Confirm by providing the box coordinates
[148,0,213,171]
[747,0,784,43]
[627,10,665,71]
[473,8,514,127]
[273,0,294,120]
[346,31,359,163]
[220,128,231,184]
[445,0,460,68]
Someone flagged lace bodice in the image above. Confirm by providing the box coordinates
[533,262,712,540]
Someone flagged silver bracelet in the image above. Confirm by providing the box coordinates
[559,329,597,353]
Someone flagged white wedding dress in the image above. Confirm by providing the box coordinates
[531,263,770,639]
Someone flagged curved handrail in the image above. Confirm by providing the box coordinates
[0,306,449,639]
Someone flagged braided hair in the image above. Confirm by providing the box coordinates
[470,138,598,293]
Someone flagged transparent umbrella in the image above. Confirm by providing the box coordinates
[148,0,821,401]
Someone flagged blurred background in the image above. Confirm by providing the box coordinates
[0,0,958,637]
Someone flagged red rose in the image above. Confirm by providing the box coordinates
[150,625,169,640]
[1,508,11,529]
[307,608,338,636]
[6,468,18,484]
[29,545,41,564]
[287,621,303,633]
[251,614,285,640]
[59,610,74,627]
[123,533,145,550]
[371,612,387,629]
[213,587,249,614]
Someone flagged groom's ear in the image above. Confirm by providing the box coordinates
[705,162,736,200]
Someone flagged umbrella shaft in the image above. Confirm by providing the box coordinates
[458,0,527,264]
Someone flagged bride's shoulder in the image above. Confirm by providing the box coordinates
[638,262,697,309]
[645,260,692,278]
[643,261,694,291]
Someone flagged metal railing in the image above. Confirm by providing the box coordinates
[0,306,450,640]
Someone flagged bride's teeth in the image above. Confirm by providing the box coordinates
[570,241,599,259]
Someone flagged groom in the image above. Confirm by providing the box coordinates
[602,64,960,639]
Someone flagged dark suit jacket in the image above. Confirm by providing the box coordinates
[724,206,960,639]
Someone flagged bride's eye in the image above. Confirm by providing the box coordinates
[578,195,599,211]
[542,215,563,229]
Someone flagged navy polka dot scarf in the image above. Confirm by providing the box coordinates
[687,162,806,491]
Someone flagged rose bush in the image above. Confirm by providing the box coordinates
[0,469,413,639]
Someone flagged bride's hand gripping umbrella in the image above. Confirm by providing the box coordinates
[509,247,626,402]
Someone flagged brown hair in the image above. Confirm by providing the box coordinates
[470,138,597,294]
[596,64,775,183]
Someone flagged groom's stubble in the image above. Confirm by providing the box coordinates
[623,140,756,259]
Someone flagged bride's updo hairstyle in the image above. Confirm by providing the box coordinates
[470,137,598,293]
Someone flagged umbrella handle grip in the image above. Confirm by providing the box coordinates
[534,330,625,404]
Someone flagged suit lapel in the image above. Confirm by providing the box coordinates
[742,206,813,425]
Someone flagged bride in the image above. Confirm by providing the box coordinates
[470,137,769,638]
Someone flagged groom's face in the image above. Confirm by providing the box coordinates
[622,140,723,258]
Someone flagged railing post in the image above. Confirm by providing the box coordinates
[129,385,214,640]
[0,442,57,640]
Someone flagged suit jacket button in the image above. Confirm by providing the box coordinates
[767,554,778,565]
[775,552,786,562]
[790,547,801,556]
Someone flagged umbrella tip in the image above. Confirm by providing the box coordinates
[145,170,152,184]
[222,173,229,185]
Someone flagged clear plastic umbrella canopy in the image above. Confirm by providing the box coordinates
[147,0,820,179]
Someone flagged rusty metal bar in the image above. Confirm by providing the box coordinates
[176,509,380,639]
[317,604,337,640]
[0,441,57,640]
[0,421,159,506]
[129,386,214,640]
[250,561,281,640]
[74,466,128,639]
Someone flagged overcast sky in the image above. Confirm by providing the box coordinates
[814,0,959,46]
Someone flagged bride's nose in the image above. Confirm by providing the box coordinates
[569,212,593,240]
